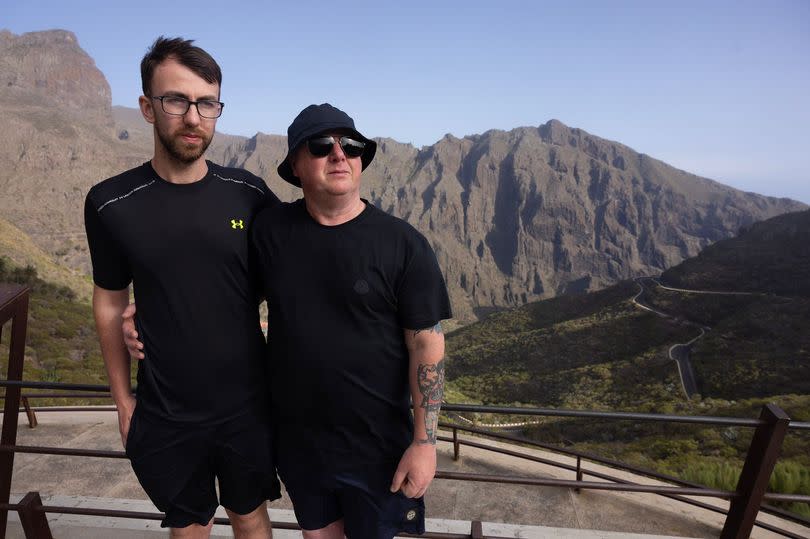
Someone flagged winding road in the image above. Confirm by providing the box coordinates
[631,277,711,398]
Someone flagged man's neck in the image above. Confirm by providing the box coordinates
[151,149,208,184]
[303,193,366,226]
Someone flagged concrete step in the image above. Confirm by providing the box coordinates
[5,494,698,539]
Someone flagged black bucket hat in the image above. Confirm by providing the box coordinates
[277,103,377,187]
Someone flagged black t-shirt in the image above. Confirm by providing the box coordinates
[84,161,279,423]
[250,199,452,469]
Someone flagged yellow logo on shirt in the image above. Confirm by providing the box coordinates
[230,219,244,229]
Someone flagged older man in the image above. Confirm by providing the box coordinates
[250,103,451,539]
[85,37,280,538]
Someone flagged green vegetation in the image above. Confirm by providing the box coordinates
[447,281,694,410]
[445,224,810,518]
[0,216,93,301]
[0,257,111,406]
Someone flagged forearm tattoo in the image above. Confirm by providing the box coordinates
[416,358,445,445]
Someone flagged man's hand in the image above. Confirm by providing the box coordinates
[121,303,144,360]
[117,393,137,448]
[390,442,437,498]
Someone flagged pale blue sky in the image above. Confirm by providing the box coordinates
[5,0,810,202]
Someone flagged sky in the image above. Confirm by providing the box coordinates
[5,0,810,203]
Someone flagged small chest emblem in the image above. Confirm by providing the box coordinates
[353,279,370,294]
[405,509,417,521]
[230,219,244,229]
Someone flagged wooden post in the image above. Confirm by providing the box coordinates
[471,520,484,539]
[0,285,31,538]
[720,404,790,539]
[17,491,53,539]
[22,396,37,428]
[453,427,460,461]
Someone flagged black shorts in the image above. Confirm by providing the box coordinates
[125,407,281,528]
[278,456,424,539]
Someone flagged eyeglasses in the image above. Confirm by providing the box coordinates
[306,136,366,158]
[151,95,224,119]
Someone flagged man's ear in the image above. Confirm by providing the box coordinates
[289,150,300,178]
[139,95,155,125]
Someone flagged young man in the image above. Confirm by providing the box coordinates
[84,37,279,538]
[250,103,451,539]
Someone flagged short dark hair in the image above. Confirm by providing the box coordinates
[140,36,222,96]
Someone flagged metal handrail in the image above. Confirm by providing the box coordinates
[442,403,810,430]
[438,422,810,505]
[2,401,809,532]
[5,380,810,430]
[4,384,810,508]
[3,285,809,539]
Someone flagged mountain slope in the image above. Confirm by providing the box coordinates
[661,209,810,296]
[445,208,810,403]
[1,29,806,322]
[0,216,92,301]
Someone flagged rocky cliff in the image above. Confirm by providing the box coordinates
[206,122,805,320]
[1,29,806,322]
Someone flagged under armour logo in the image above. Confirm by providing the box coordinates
[230,219,244,229]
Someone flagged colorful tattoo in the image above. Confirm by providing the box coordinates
[417,358,445,444]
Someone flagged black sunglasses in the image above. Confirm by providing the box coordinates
[306,136,366,158]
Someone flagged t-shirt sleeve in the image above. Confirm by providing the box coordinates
[84,192,131,290]
[397,232,452,329]
[251,172,281,209]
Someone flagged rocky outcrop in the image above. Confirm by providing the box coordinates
[0,30,112,125]
[0,29,806,322]
[0,31,136,269]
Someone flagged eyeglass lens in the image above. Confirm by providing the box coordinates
[156,96,223,118]
[307,136,365,158]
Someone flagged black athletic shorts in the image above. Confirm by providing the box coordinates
[125,407,281,528]
[277,455,425,539]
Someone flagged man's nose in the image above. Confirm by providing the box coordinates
[183,103,201,126]
[329,140,346,160]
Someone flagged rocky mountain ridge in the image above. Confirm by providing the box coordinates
[1,29,806,321]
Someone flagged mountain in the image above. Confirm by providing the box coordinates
[445,209,810,405]
[0,30,147,272]
[661,209,810,296]
[1,29,806,322]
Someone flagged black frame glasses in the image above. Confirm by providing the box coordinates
[306,136,366,158]
[151,95,225,119]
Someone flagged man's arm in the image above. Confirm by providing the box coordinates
[92,285,135,447]
[121,303,144,360]
[390,322,446,498]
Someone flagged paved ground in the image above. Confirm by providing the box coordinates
[3,409,808,538]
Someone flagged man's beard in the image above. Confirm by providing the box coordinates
[156,125,213,164]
